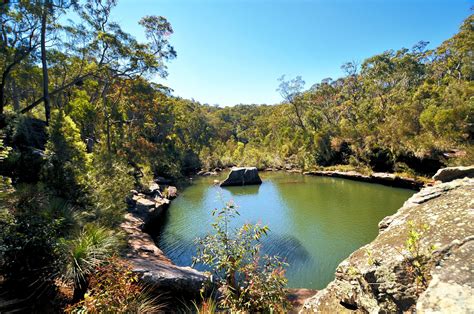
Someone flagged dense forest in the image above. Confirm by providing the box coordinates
[0,0,472,311]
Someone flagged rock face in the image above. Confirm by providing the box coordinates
[123,185,208,297]
[220,167,262,186]
[433,165,474,182]
[301,177,474,313]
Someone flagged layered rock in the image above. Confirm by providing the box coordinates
[303,170,425,190]
[433,165,474,182]
[122,185,208,297]
[301,176,474,313]
[220,167,262,186]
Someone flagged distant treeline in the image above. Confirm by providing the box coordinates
[0,1,472,311]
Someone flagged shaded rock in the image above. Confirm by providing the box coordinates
[287,289,318,313]
[130,195,169,227]
[121,213,208,297]
[154,176,173,185]
[220,167,262,186]
[302,178,474,313]
[433,165,474,182]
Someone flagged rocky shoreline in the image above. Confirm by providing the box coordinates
[121,166,473,312]
[301,171,474,313]
[121,184,208,297]
[199,167,428,190]
[302,170,427,190]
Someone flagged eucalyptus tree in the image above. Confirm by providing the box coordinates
[277,75,306,131]
[0,2,41,114]
[20,0,176,134]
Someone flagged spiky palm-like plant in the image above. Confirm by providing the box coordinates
[60,223,121,301]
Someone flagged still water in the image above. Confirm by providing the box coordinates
[157,172,414,289]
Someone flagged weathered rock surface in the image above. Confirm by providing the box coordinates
[433,165,474,182]
[301,177,474,313]
[303,170,425,190]
[123,187,208,296]
[220,166,262,186]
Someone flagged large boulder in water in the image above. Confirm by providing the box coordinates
[433,165,474,182]
[220,167,262,186]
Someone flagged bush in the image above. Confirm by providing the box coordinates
[42,110,91,201]
[59,223,122,301]
[66,257,164,313]
[0,184,74,305]
[194,200,290,312]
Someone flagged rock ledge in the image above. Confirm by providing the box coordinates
[122,185,208,296]
[302,176,474,313]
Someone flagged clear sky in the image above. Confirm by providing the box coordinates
[111,0,471,106]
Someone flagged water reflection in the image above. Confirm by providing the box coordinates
[157,172,414,289]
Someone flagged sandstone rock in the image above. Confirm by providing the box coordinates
[146,182,160,195]
[433,165,474,182]
[302,178,474,313]
[121,213,208,297]
[303,170,424,189]
[416,237,474,313]
[136,198,156,212]
[122,182,209,297]
[220,167,262,186]
[129,194,170,227]
[166,186,178,199]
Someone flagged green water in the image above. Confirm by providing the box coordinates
[157,172,414,289]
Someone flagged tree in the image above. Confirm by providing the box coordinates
[194,201,289,312]
[277,75,306,131]
[0,2,41,114]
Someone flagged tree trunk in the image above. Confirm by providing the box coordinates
[292,101,306,132]
[101,82,111,152]
[0,79,5,115]
[41,2,51,125]
[11,79,20,112]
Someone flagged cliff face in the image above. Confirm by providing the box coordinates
[302,177,474,313]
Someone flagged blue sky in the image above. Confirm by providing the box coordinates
[112,0,471,106]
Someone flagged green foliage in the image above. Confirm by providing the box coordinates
[42,110,91,200]
[194,200,290,312]
[0,184,75,301]
[400,221,437,294]
[0,3,472,311]
[59,223,122,299]
[85,153,136,227]
[66,257,164,314]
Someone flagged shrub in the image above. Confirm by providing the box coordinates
[66,256,164,313]
[398,221,436,295]
[194,200,290,312]
[59,223,122,301]
[0,184,73,306]
[42,110,91,201]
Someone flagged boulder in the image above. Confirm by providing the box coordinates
[220,167,262,186]
[302,178,474,313]
[166,186,178,199]
[433,165,474,182]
